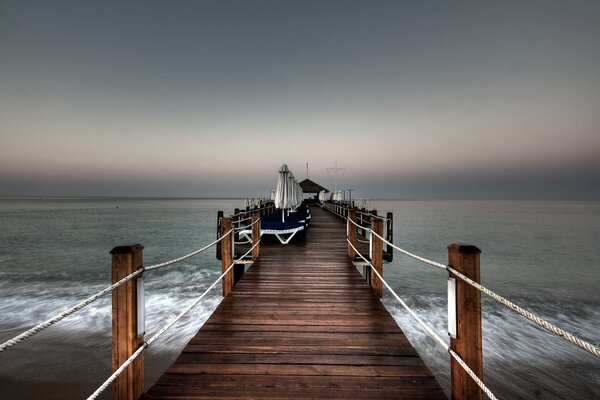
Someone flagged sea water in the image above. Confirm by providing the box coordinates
[0,198,598,399]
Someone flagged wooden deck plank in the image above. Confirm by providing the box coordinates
[143,206,445,399]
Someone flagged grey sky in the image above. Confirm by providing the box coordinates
[1,1,599,199]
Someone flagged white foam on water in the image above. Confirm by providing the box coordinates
[383,293,600,399]
[0,263,223,345]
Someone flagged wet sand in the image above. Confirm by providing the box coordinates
[0,329,178,400]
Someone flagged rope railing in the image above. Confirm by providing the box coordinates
[368,229,600,359]
[447,265,600,358]
[0,268,142,352]
[145,229,233,271]
[87,239,260,400]
[0,229,234,352]
[327,203,390,223]
[232,215,261,232]
[346,238,498,400]
[235,205,273,216]
[233,217,252,226]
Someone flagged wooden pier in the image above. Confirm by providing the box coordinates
[143,206,445,399]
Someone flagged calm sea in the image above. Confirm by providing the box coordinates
[0,198,599,399]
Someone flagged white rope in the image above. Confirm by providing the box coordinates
[0,268,143,352]
[0,231,233,352]
[232,215,261,231]
[370,230,447,270]
[447,266,600,358]
[86,341,147,400]
[145,229,233,271]
[87,240,260,400]
[233,217,252,226]
[236,207,269,216]
[347,216,363,229]
[369,230,600,359]
[347,239,498,400]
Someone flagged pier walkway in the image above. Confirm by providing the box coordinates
[143,206,446,399]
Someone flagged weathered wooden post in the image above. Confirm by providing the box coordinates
[370,218,384,298]
[216,211,223,260]
[252,211,260,261]
[448,244,483,400]
[220,218,234,296]
[110,244,144,400]
[347,208,356,260]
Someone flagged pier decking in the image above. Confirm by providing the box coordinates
[143,206,445,399]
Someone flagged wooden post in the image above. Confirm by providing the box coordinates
[448,244,483,400]
[220,218,234,297]
[110,244,144,400]
[216,211,223,260]
[386,212,393,261]
[252,211,260,261]
[347,208,356,260]
[370,218,383,298]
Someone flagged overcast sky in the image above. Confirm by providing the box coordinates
[1,1,599,199]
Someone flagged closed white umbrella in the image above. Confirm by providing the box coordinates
[287,172,301,209]
[274,164,304,222]
[274,164,292,209]
[318,190,326,202]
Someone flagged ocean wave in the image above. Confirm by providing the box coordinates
[383,293,600,399]
[0,264,223,343]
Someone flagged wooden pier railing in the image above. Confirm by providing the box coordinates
[6,201,598,399]
[109,202,484,400]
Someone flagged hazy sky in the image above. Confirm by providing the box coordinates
[1,1,599,199]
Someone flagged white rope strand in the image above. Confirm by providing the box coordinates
[88,240,260,400]
[0,231,233,352]
[369,230,600,359]
[370,230,446,270]
[86,342,147,400]
[0,268,143,352]
[145,229,233,271]
[447,266,600,358]
[347,238,498,400]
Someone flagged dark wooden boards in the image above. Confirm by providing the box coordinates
[143,206,446,399]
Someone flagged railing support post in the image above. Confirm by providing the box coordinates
[220,218,234,297]
[370,218,383,298]
[448,244,483,400]
[252,211,260,261]
[110,244,144,400]
[347,208,356,260]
